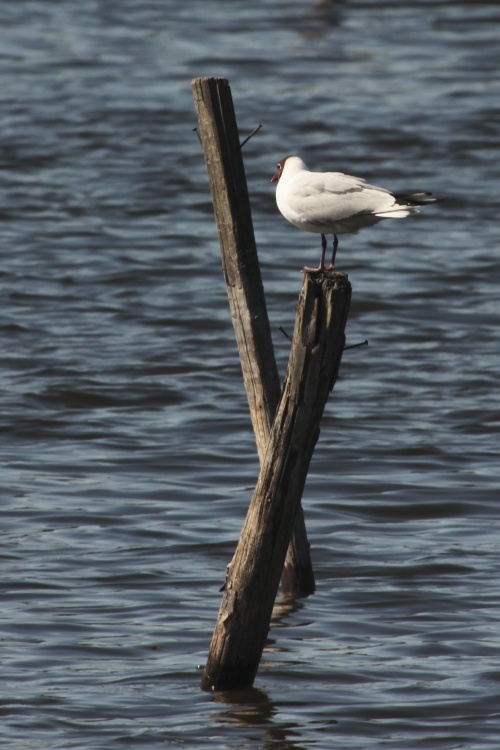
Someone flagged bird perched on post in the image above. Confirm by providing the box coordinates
[271,155,439,272]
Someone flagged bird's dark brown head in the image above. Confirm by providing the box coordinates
[271,155,293,183]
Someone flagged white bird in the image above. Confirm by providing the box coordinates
[271,155,439,272]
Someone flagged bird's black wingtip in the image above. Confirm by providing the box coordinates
[395,191,443,206]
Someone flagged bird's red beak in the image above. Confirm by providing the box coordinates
[271,171,280,183]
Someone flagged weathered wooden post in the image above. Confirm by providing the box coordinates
[201,272,351,691]
[192,76,352,690]
[192,76,314,594]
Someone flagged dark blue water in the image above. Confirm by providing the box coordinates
[2,1,500,747]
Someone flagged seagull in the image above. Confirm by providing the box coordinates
[271,155,439,272]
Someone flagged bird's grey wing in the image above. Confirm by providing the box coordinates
[288,172,394,224]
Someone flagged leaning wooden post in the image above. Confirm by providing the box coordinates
[201,272,351,691]
[192,76,314,594]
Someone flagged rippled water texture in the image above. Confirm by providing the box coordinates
[1,1,500,747]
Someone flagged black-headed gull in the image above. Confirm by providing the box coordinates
[271,155,439,272]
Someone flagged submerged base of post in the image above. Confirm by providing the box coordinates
[201,271,351,692]
[281,506,316,594]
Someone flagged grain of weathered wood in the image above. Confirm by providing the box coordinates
[192,76,314,593]
[201,272,351,691]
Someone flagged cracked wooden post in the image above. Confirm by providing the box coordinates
[201,272,351,691]
[192,76,314,594]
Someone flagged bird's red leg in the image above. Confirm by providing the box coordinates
[327,234,338,269]
[303,233,328,273]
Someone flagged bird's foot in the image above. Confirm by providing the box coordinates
[302,263,335,274]
[302,264,326,274]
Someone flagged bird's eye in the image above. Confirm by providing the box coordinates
[277,163,281,169]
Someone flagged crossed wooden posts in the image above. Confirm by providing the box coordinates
[192,77,351,691]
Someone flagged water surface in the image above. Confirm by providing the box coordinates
[1,1,500,747]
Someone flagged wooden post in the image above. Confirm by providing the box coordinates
[192,76,314,594]
[201,272,351,691]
